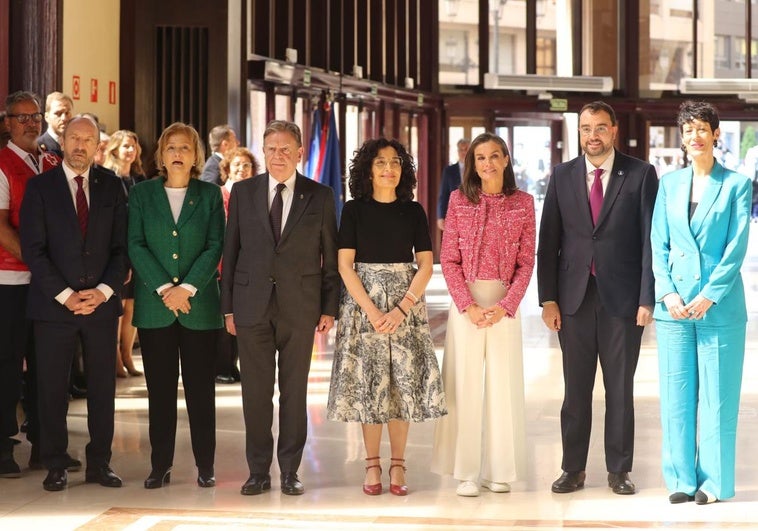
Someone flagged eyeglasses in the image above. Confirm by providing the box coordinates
[7,112,44,124]
[373,157,402,169]
[579,125,611,137]
[232,162,253,170]
[263,146,293,157]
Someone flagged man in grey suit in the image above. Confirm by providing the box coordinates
[537,102,658,496]
[199,124,238,184]
[221,120,339,496]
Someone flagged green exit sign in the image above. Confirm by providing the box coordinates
[550,98,568,112]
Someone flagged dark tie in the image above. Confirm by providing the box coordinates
[269,183,286,244]
[74,175,89,236]
[589,168,604,226]
[28,154,40,173]
[589,168,603,275]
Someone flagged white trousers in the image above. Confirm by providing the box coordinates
[431,280,527,483]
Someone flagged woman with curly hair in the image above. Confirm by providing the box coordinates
[431,132,535,497]
[327,138,446,496]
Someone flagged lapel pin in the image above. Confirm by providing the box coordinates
[618,170,624,176]
[300,194,304,199]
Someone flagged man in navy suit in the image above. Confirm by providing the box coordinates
[20,116,127,492]
[200,124,238,184]
[537,102,658,496]
[436,138,469,231]
[37,92,73,158]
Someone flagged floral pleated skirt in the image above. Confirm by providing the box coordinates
[327,262,447,424]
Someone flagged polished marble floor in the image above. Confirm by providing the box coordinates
[4,233,758,530]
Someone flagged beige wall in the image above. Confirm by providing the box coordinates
[62,0,120,132]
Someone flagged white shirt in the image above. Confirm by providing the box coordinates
[584,150,616,197]
[55,162,114,305]
[268,172,297,236]
[0,142,43,285]
[155,185,197,297]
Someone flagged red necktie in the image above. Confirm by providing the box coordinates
[589,168,604,226]
[589,168,603,275]
[74,175,89,236]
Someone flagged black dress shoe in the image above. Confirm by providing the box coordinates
[669,491,695,504]
[215,375,236,384]
[197,467,215,487]
[144,468,171,489]
[281,472,304,495]
[607,472,636,495]
[231,366,241,382]
[551,471,586,493]
[85,465,122,487]
[240,473,271,495]
[69,385,87,399]
[43,468,67,491]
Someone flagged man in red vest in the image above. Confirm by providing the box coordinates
[0,91,61,478]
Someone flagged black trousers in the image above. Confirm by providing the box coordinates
[236,296,317,476]
[139,322,217,471]
[215,328,239,376]
[35,318,118,469]
[0,285,29,452]
[557,276,643,474]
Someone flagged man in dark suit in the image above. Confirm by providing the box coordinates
[200,124,238,184]
[221,120,339,496]
[436,138,469,231]
[19,116,127,492]
[37,92,73,158]
[537,102,658,496]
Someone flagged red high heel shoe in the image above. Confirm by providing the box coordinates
[389,458,408,496]
[363,456,382,495]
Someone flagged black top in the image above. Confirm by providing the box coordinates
[338,198,432,263]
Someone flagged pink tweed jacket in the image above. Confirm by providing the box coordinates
[441,189,535,316]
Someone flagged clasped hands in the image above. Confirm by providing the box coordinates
[663,293,713,320]
[161,285,192,316]
[369,306,407,334]
[64,288,106,315]
[466,303,506,328]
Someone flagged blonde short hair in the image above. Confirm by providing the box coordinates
[154,122,205,178]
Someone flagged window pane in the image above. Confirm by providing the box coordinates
[645,1,694,92]
[705,2,745,78]
[488,0,521,74]
[536,0,557,75]
[439,0,480,85]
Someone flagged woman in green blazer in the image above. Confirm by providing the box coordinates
[128,122,225,490]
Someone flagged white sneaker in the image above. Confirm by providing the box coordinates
[456,480,480,497]
[481,479,511,493]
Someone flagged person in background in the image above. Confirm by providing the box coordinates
[128,122,224,490]
[0,91,63,478]
[104,130,146,378]
[327,138,446,497]
[93,131,111,168]
[0,111,10,149]
[651,101,751,505]
[537,101,658,496]
[200,124,239,185]
[431,132,534,497]
[37,92,73,158]
[214,146,259,384]
[436,138,469,231]
[20,115,127,491]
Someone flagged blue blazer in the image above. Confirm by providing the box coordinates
[651,161,751,325]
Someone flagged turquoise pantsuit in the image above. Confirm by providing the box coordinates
[651,161,751,500]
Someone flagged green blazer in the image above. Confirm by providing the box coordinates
[128,177,224,330]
